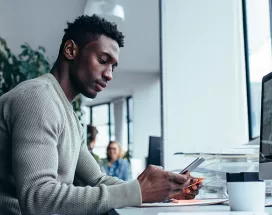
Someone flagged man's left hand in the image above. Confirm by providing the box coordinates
[170,178,203,201]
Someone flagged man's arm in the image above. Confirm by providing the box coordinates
[75,141,126,186]
[11,86,141,215]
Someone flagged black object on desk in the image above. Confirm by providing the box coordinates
[226,172,262,182]
[146,136,162,167]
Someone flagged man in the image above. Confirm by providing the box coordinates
[0,15,201,215]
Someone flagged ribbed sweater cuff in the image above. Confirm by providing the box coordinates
[107,179,142,210]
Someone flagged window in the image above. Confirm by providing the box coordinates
[244,0,272,138]
[90,97,133,158]
[91,104,111,158]
[110,103,115,141]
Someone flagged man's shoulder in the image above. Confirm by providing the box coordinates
[11,74,51,95]
[0,74,60,118]
[0,74,65,127]
[0,74,54,102]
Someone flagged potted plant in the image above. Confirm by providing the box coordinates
[0,37,84,120]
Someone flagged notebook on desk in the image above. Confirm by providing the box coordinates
[158,213,268,215]
[138,198,228,207]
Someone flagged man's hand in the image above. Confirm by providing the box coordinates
[137,165,191,203]
[170,178,203,201]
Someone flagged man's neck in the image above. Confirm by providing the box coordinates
[50,60,78,102]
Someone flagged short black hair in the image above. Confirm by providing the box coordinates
[59,14,124,54]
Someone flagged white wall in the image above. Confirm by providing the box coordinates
[0,0,86,61]
[161,0,249,170]
[132,76,161,166]
[0,0,160,73]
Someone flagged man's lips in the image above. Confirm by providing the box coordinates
[96,81,107,92]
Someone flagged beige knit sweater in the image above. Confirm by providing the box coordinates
[0,73,141,215]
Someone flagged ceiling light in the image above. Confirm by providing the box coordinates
[84,0,125,22]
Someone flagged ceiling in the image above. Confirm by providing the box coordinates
[0,0,160,104]
[83,71,160,106]
[0,0,160,73]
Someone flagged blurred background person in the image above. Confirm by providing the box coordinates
[87,125,100,162]
[102,141,129,181]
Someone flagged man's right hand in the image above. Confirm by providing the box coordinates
[137,165,191,203]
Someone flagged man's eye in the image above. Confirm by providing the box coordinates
[99,58,107,64]
[112,65,117,71]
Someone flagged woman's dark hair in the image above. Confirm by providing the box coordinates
[87,125,98,143]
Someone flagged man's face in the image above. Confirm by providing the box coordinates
[89,140,96,150]
[68,35,120,98]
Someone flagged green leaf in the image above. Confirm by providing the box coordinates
[38,46,46,53]
[21,44,28,50]
[0,38,80,121]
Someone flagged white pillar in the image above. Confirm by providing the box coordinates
[161,0,249,170]
[113,98,127,150]
[132,77,161,166]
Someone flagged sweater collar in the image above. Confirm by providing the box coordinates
[43,73,73,111]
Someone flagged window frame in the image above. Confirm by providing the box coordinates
[90,102,111,142]
[89,97,133,148]
[126,96,133,145]
[242,0,253,139]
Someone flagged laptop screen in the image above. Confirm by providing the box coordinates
[260,76,272,162]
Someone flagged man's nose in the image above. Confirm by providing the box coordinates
[103,67,113,82]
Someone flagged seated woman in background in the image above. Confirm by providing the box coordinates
[102,141,129,181]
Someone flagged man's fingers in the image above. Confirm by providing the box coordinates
[168,172,190,185]
[198,184,203,189]
[191,184,197,190]
[185,194,196,200]
[186,178,204,190]
[189,190,199,196]
[170,182,185,193]
[198,181,203,186]
[184,188,191,194]
[191,178,198,183]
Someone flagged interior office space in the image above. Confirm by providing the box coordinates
[0,0,161,178]
[0,0,271,181]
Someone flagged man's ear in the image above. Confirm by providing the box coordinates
[63,40,78,60]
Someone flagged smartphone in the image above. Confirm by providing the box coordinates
[179,157,205,174]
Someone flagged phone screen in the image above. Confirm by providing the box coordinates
[179,157,205,174]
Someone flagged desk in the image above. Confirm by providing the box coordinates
[115,205,272,215]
